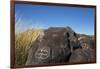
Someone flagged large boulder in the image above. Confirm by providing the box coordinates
[69,36,96,64]
[26,27,79,65]
[69,48,95,63]
[25,27,95,65]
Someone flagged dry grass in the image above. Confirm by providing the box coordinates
[15,29,43,66]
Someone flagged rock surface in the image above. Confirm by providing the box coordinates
[26,27,96,65]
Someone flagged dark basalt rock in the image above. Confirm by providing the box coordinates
[25,27,95,65]
[69,36,96,63]
[69,48,95,63]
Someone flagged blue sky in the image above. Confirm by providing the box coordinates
[15,3,95,35]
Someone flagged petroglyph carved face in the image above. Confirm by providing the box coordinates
[78,36,89,49]
[35,47,50,60]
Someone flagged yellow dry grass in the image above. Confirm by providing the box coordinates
[15,29,43,66]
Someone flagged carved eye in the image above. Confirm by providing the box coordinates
[35,47,50,60]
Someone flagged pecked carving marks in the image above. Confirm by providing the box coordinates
[35,46,50,60]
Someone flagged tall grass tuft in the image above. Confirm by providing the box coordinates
[15,29,43,66]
